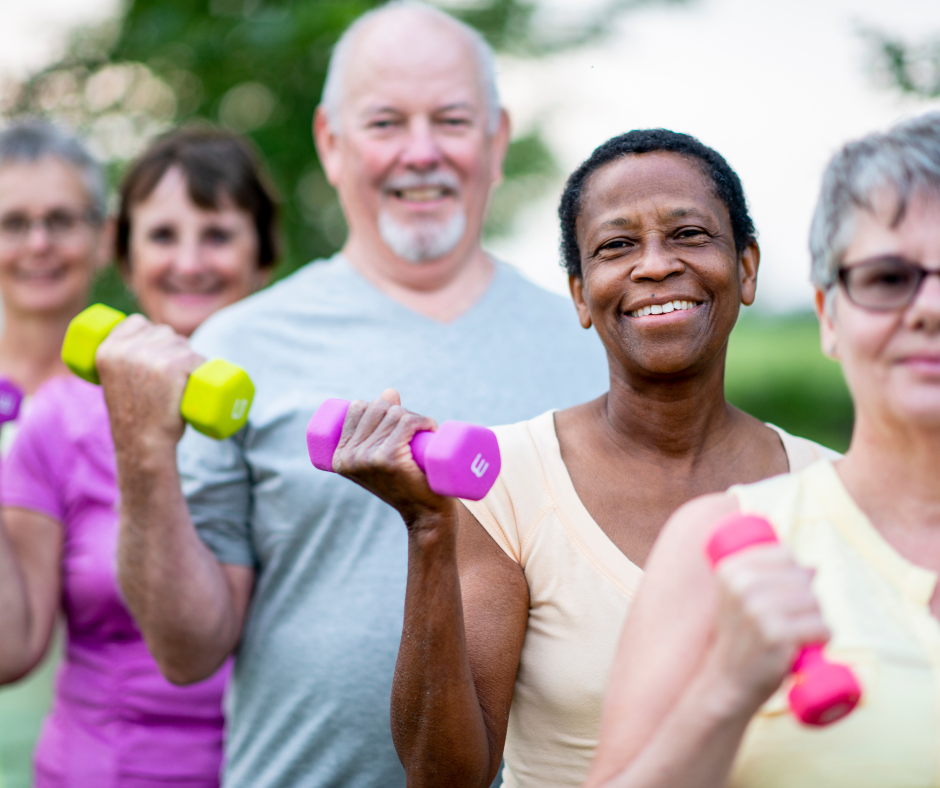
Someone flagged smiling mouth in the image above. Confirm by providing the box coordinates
[629,299,701,318]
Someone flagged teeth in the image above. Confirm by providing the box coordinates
[397,187,446,201]
[629,299,698,318]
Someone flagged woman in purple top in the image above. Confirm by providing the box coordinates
[0,126,279,787]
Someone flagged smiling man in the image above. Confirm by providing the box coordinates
[100,3,607,788]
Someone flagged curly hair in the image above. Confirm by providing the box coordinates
[558,128,756,277]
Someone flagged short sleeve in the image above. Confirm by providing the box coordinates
[767,423,842,472]
[461,420,547,566]
[1,388,66,522]
[179,425,255,567]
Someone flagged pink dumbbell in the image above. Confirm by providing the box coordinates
[306,398,501,501]
[705,513,861,727]
[0,378,23,425]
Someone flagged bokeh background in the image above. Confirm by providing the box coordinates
[0,0,939,784]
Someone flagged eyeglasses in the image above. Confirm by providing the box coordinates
[0,210,98,246]
[837,256,940,311]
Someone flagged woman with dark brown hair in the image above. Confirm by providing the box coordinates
[0,125,278,787]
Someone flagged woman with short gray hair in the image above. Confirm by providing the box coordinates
[585,111,940,788]
[0,118,109,424]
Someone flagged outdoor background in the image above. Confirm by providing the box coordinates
[0,0,939,784]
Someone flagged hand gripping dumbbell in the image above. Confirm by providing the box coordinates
[61,304,254,440]
[705,513,861,727]
[306,398,501,501]
[0,379,23,426]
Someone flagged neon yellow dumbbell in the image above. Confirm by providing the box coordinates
[62,304,255,440]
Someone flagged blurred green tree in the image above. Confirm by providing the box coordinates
[3,0,685,311]
[864,28,940,99]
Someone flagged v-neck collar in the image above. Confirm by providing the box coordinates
[528,411,644,597]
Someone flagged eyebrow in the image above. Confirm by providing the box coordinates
[362,102,476,116]
[595,208,710,231]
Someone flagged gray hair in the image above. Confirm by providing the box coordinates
[0,118,106,222]
[321,1,501,136]
[810,111,940,290]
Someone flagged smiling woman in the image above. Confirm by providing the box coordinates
[329,128,839,788]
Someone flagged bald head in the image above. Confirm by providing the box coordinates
[321,1,500,135]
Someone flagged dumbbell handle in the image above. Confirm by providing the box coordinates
[308,399,436,472]
[306,398,500,501]
[705,513,861,726]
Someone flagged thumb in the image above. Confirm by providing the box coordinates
[380,388,402,407]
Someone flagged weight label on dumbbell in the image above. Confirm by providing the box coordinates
[470,454,489,478]
[231,399,249,421]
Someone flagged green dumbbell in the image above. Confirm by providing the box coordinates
[62,304,254,440]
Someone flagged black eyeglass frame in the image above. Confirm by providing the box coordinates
[835,255,940,312]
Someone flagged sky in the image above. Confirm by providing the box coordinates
[2,0,939,312]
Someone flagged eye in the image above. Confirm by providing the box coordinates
[46,211,78,234]
[0,214,28,234]
[204,227,234,245]
[368,118,401,130]
[147,225,176,244]
[675,227,708,241]
[438,116,471,128]
[596,237,635,255]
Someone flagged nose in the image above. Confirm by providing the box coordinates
[906,270,940,333]
[399,117,443,172]
[25,222,52,253]
[631,236,684,282]
[173,233,203,276]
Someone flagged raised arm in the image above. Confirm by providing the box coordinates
[98,316,253,684]
[331,392,529,788]
[0,509,61,683]
[585,494,829,788]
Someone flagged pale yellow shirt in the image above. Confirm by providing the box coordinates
[463,411,836,788]
[728,460,940,787]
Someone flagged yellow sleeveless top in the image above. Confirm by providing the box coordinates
[728,460,940,787]
[463,411,838,788]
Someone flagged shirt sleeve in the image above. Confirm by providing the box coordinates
[179,425,256,568]
[1,388,66,522]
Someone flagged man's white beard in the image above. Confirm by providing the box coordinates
[378,210,466,265]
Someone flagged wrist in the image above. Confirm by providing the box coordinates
[694,657,768,726]
[406,503,458,550]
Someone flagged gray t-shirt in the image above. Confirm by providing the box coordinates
[180,255,608,788]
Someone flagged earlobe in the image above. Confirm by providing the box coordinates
[313,106,342,186]
[569,275,593,329]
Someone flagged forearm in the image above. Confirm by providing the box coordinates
[391,513,497,788]
[116,442,241,683]
[587,662,759,788]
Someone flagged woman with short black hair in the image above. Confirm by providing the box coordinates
[327,128,836,788]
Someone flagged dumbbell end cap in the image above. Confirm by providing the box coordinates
[180,359,255,440]
[0,379,23,424]
[789,661,861,726]
[424,421,501,501]
[307,399,351,472]
[62,304,127,384]
[705,514,778,566]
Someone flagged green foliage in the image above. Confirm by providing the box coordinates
[725,312,853,453]
[864,29,940,98]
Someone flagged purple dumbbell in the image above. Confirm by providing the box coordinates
[306,398,501,501]
[0,378,23,425]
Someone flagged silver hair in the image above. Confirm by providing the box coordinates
[321,1,501,136]
[809,111,940,291]
[0,118,106,222]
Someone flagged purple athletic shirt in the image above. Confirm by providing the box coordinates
[1,375,231,788]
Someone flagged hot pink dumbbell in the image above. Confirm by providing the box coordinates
[306,398,501,501]
[0,378,23,425]
[705,513,861,727]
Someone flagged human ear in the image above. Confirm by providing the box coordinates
[569,274,593,329]
[815,288,839,359]
[738,241,760,306]
[94,217,116,273]
[489,109,511,187]
[313,106,343,187]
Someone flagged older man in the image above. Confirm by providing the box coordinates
[100,3,607,787]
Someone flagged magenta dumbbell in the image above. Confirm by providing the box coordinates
[306,398,501,501]
[0,379,23,425]
[705,513,861,727]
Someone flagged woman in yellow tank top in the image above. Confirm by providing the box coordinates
[327,129,836,788]
[588,113,940,788]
